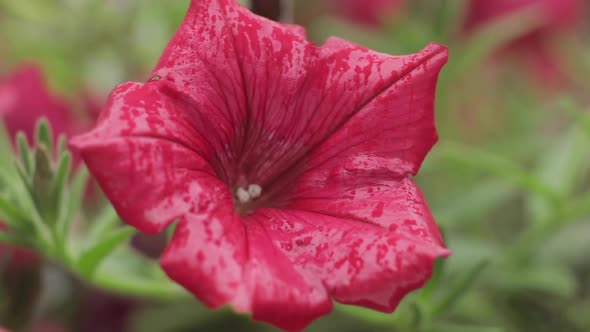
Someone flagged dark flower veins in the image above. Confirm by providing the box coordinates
[70,0,449,331]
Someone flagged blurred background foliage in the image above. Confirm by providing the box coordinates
[1,0,589,331]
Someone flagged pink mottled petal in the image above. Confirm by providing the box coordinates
[71,81,214,156]
[301,42,448,178]
[291,177,444,246]
[160,193,250,312]
[244,221,332,331]
[76,138,216,233]
[249,42,447,193]
[69,82,228,233]
[252,209,449,312]
[152,0,311,185]
[162,207,332,332]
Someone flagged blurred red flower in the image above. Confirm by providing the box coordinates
[0,64,79,143]
[463,0,584,85]
[71,0,449,330]
[331,0,405,26]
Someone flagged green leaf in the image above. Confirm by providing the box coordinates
[86,205,122,243]
[32,145,56,222]
[527,127,590,225]
[335,302,399,325]
[439,143,563,211]
[494,265,577,297]
[0,122,13,170]
[423,324,504,332]
[16,133,33,175]
[435,180,516,226]
[0,195,31,232]
[77,227,136,277]
[11,160,53,252]
[56,134,67,157]
[59,167,88,238]
[561,97,590,137]
[35,119,53,155]
[51,152,71,211]
[429,259,489,318]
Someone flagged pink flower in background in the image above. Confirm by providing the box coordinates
[0,64,78,143]
[331,0,405,26]
[71,0,449,330]
[463,0,584,85]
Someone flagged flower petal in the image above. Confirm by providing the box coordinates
[247,42,447,191]
[151,0,311,185]
[299,42,448,178]
[161,208,332,332]
[70,81,233,233]
[149,1,446,188]
[251,208,449,312]
[244,221,331,331]
[160,193,250,311]
[76,137,219,233]
[291,175,444,247]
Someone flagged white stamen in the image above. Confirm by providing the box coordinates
[236,187,250,203]
[247,184,262,198]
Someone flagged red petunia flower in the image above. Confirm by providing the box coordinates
[70,0,449,330]
[462,0,584,85]
[331,0,405,26]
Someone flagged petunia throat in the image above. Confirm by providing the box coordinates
[233,183,263,215]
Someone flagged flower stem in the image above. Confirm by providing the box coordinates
[91,271,189,301]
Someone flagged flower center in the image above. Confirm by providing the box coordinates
[233,184,263,214]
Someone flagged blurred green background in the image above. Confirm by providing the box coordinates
[1,0,590,331]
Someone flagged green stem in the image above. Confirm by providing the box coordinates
[508,194,590,264]
[91,271,189,301]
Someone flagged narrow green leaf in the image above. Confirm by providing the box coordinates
[430,259,489,318]
[0,122,13,169]
[87,206,121,242]
[561,97,590,136]
[32,145,56,223]
[35,119,53,154]
[51,152,71,208]
[56,134,67,157]
[423,324,503,332]
[440,143,563,210]
[435,180,516,226]
[13,160,32,193]
[77,227,136,277]
[494,265,577,297]
[11,160,54,252]
[0,195,31,232]
[60,167,88,237]
[16,132,33,175]
[527,127,590,225]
